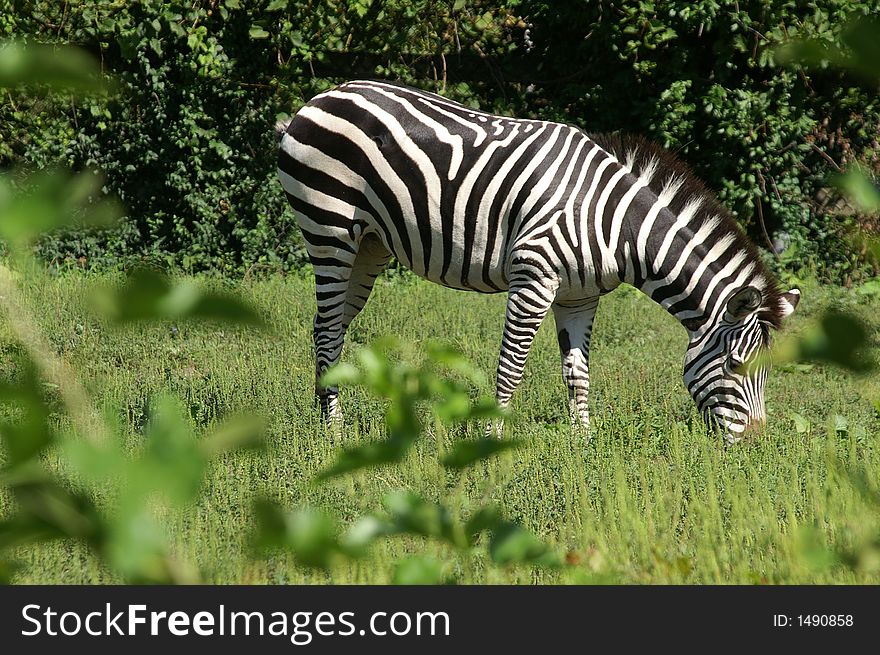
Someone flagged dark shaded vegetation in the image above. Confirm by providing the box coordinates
[1,1,878,281]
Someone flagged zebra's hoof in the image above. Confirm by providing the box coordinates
[484,418,506,440]
[321,406,344,437]
[567,415,591,442]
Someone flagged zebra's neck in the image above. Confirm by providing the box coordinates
[629,202,767,335]
[590,134,774,336]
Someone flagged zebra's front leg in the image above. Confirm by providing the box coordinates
[487,282,556,437]
[552,297,599,440]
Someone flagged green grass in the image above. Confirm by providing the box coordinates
[2,271,879,584]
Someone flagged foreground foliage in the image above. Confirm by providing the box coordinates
[1,273,878,584]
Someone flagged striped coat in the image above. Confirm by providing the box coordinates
[277,80,800,442]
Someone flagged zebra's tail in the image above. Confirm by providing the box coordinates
[274,117,292,141]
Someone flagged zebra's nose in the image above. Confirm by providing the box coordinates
[742,417,766,436]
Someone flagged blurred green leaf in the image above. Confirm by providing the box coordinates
[392,555,450,585]
[98,269,264,326]
[139,394,206,506]
[266,340,568,577]
[252,499,289,550]
[315,437,411,480]
[0,383,246,584]
[776,39,846,69]
[831,167,880,213]
[67,396,252,509]
[339,515,392,556]
[0,41,111,94]
[777,16,880,81]
[283,508,341,569]
[0,373,187,582]
[837,540,880,574]
[185,289,265,326]
[317,340,500,478]
[0,359,54,466]
[356,342,396,395]
[0,170,121,248]
[431,388,470,422]
[441,437,521,469]
[67,394,211,506]
[253,501,341,569]
[772,310,874,374]
[383,491,460,547]
[796,526,838,571]
[0,558,20,584]
[462,395,503,419]
[426,341,486,385]
[63,438,127,485]
[319,362,360,387]
[0,513,63,550]
[1,472,101,545]
[199,415,265,456]
[464,505,501,545]
[104,509,174,583]
[432,389,501,424]
[488,521,562,568]
[790,412,811,435]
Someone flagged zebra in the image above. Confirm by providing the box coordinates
[276,79,800,443]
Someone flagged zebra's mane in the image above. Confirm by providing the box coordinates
[588,132,785,330]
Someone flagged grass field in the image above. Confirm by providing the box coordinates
[2,271,879,584]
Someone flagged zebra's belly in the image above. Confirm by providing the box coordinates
[412,262,509,294]
[362,215,510,294]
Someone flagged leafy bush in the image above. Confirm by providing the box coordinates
[1,1,879,280]
[0,0,520,273]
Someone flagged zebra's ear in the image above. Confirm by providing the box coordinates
[726,286,762,320]
[779,288,800,319]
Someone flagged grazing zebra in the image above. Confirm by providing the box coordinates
[276,80,800,443]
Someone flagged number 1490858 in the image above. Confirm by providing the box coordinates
[774,614,854,627]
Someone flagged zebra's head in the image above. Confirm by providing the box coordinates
[683,285,800,443]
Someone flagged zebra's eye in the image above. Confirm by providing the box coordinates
[726,354,744,373]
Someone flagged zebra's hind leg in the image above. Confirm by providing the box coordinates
[340,233,391,333]
[312,233,391,426]
[312,260,352,425]
[486,281,556,438]
[552,297,599,441]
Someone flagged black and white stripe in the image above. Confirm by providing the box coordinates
[277,80,800,442]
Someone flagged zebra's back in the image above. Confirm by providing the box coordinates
[278,80,598,293]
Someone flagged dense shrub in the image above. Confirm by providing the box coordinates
[1,1,878,281]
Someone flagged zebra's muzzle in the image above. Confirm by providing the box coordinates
[702,407,765,444]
